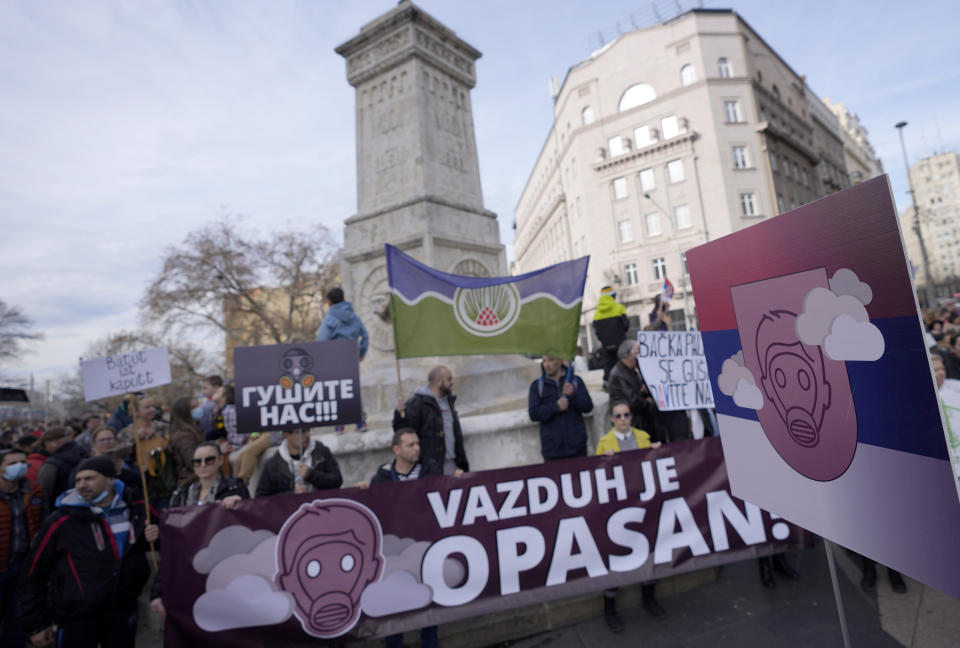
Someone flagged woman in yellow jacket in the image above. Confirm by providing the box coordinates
[595,399,663,633]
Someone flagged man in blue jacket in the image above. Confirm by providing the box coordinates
[317,286,370,431]
[528,356,594,461]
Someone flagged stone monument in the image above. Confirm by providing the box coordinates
[335,0,506,361]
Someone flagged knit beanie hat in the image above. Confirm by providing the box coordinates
[76,455,117,479]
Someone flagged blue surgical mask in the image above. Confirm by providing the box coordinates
[2,462,27,482]
[91,488,111,504]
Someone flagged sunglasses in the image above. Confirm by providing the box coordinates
[612,413,631,419]
[192,455,218,467]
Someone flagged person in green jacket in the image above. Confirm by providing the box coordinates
[592,286,629,387]
[595,400,664,632]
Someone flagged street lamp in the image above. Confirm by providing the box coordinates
[896,121,935,308]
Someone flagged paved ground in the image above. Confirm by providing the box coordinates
[502,544,959,648]
[138,542,959,647]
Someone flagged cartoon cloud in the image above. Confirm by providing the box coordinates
[275,499,385,639]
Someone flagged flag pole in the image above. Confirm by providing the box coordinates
[394,354,405,417]
[131,409,159,573]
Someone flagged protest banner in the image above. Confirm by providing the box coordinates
[636,330,714,411]
[80,346,171,402]
[159,437,812,645]
[686,175,960,599]
[234,339,362,433]
[386,244,588,359]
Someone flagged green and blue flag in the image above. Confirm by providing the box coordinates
[386,245,589,359]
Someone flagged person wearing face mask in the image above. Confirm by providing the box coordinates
[0,449,45,648]
[19,455,159,648]
[255,428,342,497]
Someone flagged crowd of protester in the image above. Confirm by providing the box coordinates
[1,290,957,647]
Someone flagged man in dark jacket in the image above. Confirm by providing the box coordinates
[592,286,629,385]
[255,428,342,497]
[608,340,660,441]
[393,366,468,475]
[36,426,89,510]
[528,356,594,461]
[360,429,440,647]
[0,448,45,647]
[20,455,159,648]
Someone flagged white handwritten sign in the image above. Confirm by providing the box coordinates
[81,346,172,402]
[636,331,714,411]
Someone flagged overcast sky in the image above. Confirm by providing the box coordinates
[2,0,958,388]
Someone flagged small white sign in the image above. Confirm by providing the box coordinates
[636,330,714,411]
[81,346,172,402]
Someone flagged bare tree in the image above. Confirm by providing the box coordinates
[0,299,43,364]
[140,216,340,355]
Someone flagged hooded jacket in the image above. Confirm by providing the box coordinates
[528,364,594,459]
[254,439,342,497]
[393,386,469,473]
[36,440,89,510]
[20,480,152,633]
[592,294,629,349]
[316,301,370,360]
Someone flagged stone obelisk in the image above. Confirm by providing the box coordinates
[336,1,506,361]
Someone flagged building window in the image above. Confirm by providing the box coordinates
[646,212,662,236]
[724,100,742,123]
[782,154,790,172]
[675,205,692,229]
[777,193,785,213]
[769,151,778,171]
[772,85,781,100]
[801,168,810,187]
[619,83,657,111]
[639,168,656,192]
[618,219,634,243]
[740,192,757,216]
[718,57,732,78]
[634,125,653,148]
[582,106,595,125]
[789,197,798,210]
[667,159,685,183]
[792,162,800,180]
[759,105,768,122]
[680,64,697,87]
[661,115,683,139]
[608,136,625,157]
[732,146,750,169]
[612,177,628,200]
[652,257,667,280]
[625,263,639,285]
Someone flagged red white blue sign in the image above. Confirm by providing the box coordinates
[686,176,960,599]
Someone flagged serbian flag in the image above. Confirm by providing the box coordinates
[385,245,588,359]
[662,276,675,303]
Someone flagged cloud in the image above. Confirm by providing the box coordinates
[718,352,755,396]
[795,287,869,347]
[829,268,873,305]
[384,540,465,588]
[382,534,418,557]
[206,536,278,591]
[360,571,433,618]
[823,314,885,361]
[193,526,275,574]
[732,379,764,410]
[193,574,294,632]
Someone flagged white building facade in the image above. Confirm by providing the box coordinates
[513,9,873,348]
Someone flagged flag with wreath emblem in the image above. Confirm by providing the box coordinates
[385,245,588,359]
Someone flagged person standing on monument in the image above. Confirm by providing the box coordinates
[528,355,593,461]
[592,286,629,387]
[317,286,370,432]
[394,366,468,476]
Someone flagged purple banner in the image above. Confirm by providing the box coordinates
[159,437,812,645]
[233,339,362,433]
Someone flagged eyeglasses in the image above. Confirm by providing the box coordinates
[94,437,116,445]
[612,413,631,419]
[192,455,218,467]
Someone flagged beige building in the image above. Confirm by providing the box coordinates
[821,97,884,184]
[513,8,872,346]
[898,151,960,295]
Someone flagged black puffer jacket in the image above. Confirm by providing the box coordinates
[36,441,89,509]
[169,475,250,508]
[393,389,469,473]
[20,483,151,634]
[254,441,342,497]
[370,458,442,484]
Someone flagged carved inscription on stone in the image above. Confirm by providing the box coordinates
[347,28,411,77]
[414,28,473,79]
